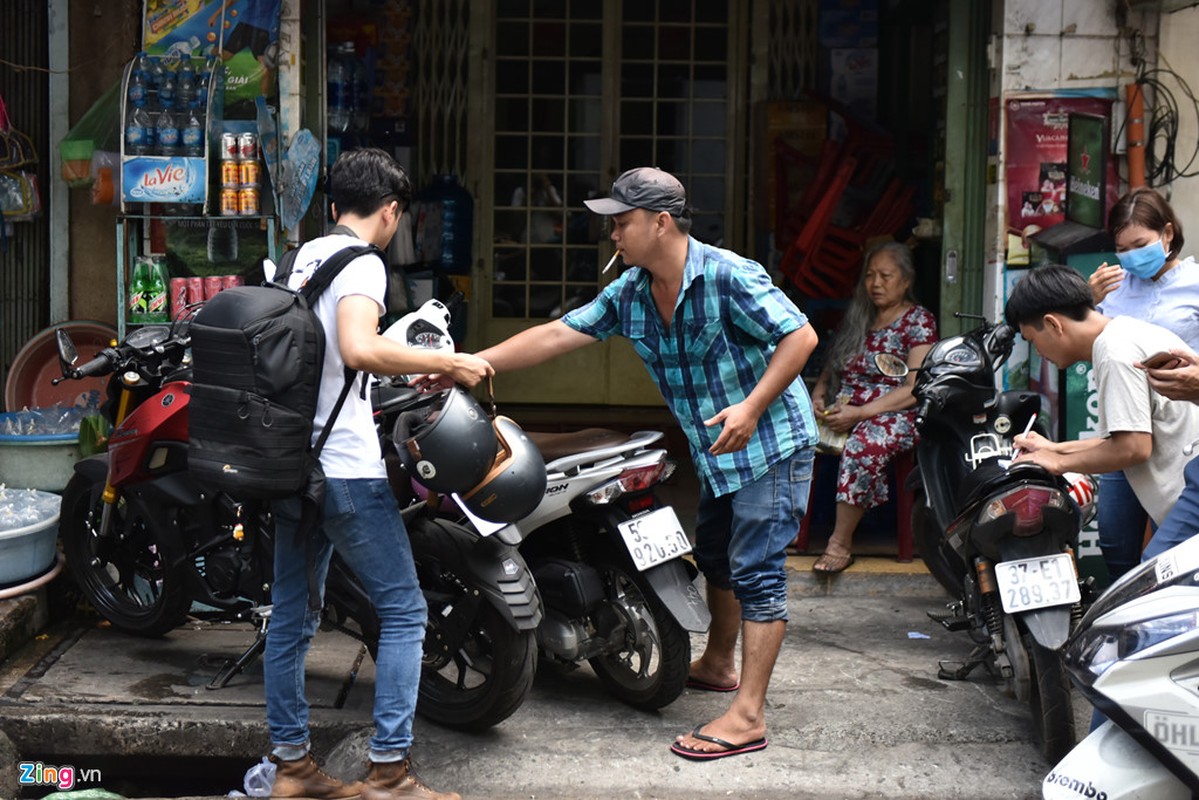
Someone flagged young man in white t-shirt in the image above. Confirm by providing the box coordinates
[265,148,490,800]
[1003,264,1199,526]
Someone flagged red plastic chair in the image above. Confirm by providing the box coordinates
[777,156,857,291]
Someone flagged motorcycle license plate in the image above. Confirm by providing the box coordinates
[994,553,1080,613]
[618,507,692,572]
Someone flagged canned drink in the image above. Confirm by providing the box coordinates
[220,188,240,216]
[237,132,258,161]
[220,132,239,160]
[238,159,260,188]
[203,275,224,301]
[186,276,203,305]
[221,159,241,189]
[169,278,189,320]
[221,274,244,290]
[239,186,260,216]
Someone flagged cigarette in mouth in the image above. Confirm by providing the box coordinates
[602,248,622,274]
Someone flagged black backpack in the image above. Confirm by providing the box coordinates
[187,243,383,499]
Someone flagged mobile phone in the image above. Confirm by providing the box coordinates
[1142,351,1179,370]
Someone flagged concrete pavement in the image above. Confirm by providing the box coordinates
[0,558,1072,799]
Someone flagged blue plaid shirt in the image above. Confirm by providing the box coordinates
[562,237,817,496]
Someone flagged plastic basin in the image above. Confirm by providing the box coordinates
[0,499,60,586]
[0,426,81,492]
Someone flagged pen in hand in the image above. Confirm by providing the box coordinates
[1010,414,1037,460]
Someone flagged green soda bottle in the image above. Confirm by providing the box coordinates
[145,256,170,323]
[128,257,150,324]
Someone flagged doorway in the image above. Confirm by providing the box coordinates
[477,0,746,405]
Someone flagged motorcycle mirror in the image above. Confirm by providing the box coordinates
[873,353,910,378]
[55,328,79,369]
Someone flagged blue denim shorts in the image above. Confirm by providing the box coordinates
[692,447,814,622]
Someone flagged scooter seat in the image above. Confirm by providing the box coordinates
[525,428,632,461]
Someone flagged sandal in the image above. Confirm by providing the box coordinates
[812,552,855,574]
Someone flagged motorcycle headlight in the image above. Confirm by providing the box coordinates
[1073,610,1199,679]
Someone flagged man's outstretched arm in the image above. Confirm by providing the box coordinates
[477,320,598,372]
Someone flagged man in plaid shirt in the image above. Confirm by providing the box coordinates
[476,167,819,760]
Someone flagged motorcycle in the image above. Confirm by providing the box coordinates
[883,314,1095,761]
[53,319,541,730]
[1043,535,1199,799]
[380,299,711,710]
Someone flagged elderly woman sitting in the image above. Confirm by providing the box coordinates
[810,241,937,573]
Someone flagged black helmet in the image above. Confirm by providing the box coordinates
[393,387,497,494]
[459,416,547,522]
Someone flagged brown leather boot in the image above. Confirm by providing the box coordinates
[360,759,461,800]
[269,753,363,799]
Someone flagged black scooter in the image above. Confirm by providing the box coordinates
[53,322,541,731]
[882,314,1094,762]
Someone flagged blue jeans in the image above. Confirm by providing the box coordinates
[1097,471,1151,582]
[692,447,814,622]
[265,478,427,763]
[1143,454,1199,562]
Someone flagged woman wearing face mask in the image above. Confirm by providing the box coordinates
[1089,186,1199,582]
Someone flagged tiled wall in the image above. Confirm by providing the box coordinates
[999,0,1155,93]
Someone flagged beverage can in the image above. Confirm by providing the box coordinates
[169,278,189,320]
[203,275,224,301]
[221,159,241,188]
[186,276,203,306]
[239,186,260,216]
[221,274,244,290]
[238,132,258,161]
[220,132,239,160]
[238,159,260,188]
[220,188,240,216]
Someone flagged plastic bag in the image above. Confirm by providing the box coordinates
[59,78,122,191]
[243,756,276,797]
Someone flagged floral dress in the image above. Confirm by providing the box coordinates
[835,305,938,509]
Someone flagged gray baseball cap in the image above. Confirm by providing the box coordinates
[584,167,688,217]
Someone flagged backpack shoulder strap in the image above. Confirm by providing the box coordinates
[298,244,385,306]
[269,246,303,286]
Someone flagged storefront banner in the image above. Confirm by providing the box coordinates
[143,0,281,104]
[1004,94,1119,236]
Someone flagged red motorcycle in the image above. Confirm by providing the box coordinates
[53,322,541,729]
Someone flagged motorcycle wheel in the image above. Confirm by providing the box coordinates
[912,494,965,598]
[411,520,537,731]
[1024,631,1076,762]
[60,473,190,637]
[587,555,690,711]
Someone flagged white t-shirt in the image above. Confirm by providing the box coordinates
[1093,315,1199,523]
[284,233,387,480]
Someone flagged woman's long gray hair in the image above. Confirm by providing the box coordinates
[821,241,918,402]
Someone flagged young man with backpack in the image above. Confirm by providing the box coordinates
[264,148,490,800]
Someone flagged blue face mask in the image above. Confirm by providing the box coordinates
[1120,238,1168,279]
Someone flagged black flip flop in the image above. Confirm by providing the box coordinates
[670,725,768,761]
[685,677,740,693]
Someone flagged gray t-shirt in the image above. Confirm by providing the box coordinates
[1094,315,1199,523]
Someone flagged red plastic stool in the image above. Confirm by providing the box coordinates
[795,450,917,562]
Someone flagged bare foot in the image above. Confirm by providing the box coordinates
[688,657,737,690]
[674,710,766,755]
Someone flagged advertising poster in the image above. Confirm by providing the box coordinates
[1004,94,1119,237]
[142,0,281,106]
